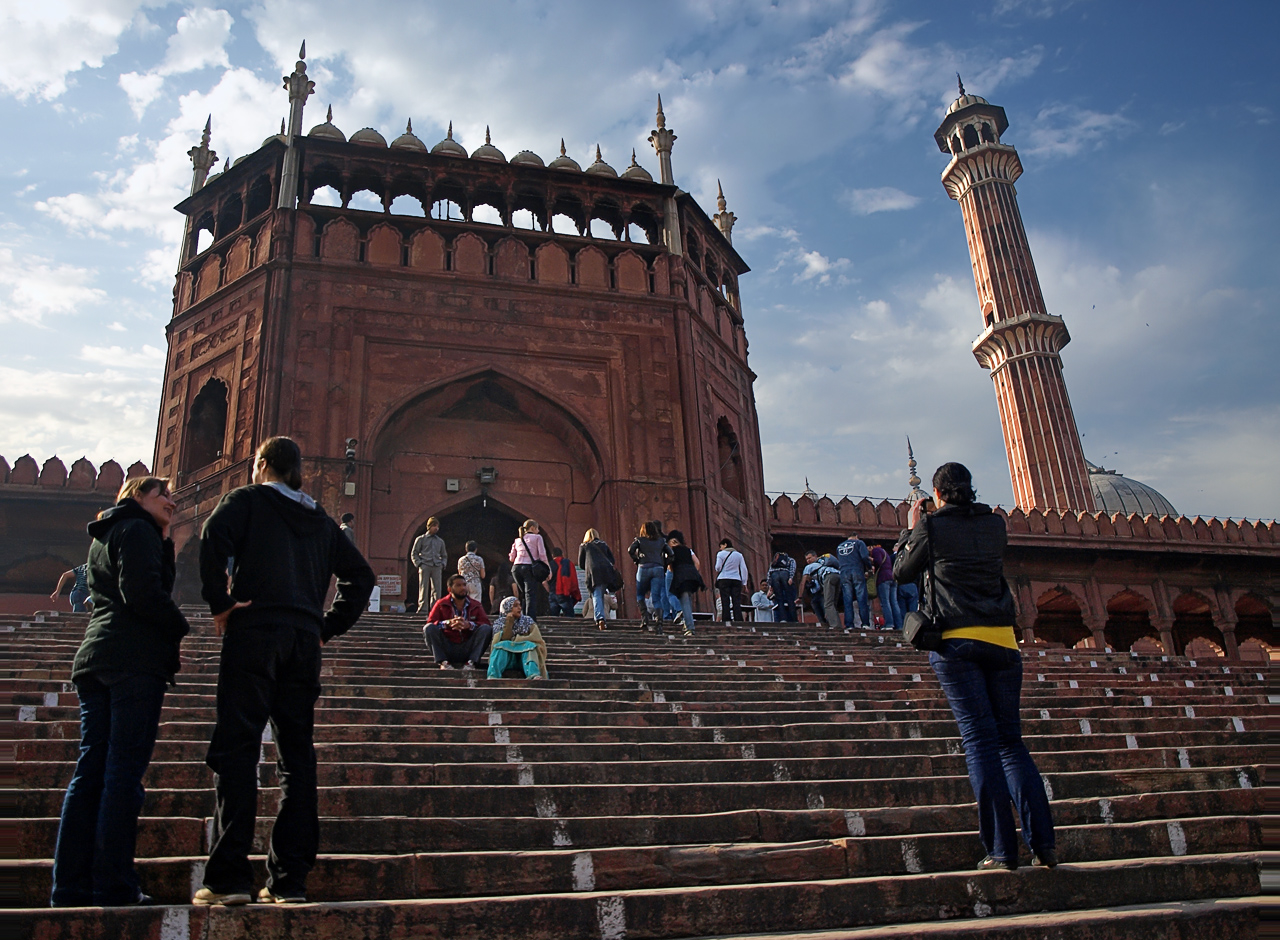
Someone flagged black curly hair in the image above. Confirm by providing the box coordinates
[932,462,976,506]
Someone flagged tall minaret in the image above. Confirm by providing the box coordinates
[187,115,217,195]
[713,180,736,245]
[935,78,1095,512]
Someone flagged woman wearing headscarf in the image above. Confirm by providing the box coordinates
[51,475,189,907]
[487,595,548,680]
[894,461,1056,871]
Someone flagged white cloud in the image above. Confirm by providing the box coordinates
[0,248,106,324]
[842,186,920,215]
[0,0,154,100]
[119,7,234,117]
[0,364,160,466]
[36,66,284,282]
[106,321,127,332]
[1024,103,1131,157]
[783,248,851,285]
[79,344,165,369]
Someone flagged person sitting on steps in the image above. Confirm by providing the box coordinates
[423,574,493,670]
[487,596,548,680]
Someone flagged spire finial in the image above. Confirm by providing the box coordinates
[595,143,603,162]
[716,179,726,211]
[447,121,454,139]
[280,117,286,135]
[656,93,666,129]
[406,118,413,134]
[560,138,567,156]
[188,116,217,194]
[630,148,638,166]
[956,73,965,97]
[299,40,306,60]
[712,178,736,244]
[326,104,333,123]
[201,115,212,145]
[485,124,491,145]
[222,157,229,171]
[907,436,927,502]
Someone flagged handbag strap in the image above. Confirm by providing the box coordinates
[922,516,938,621]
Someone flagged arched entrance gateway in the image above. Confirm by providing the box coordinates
[366,370,601,611]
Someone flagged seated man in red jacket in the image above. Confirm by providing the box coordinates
[424,574,493,670]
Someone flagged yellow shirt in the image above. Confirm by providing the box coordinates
[940,625,1019,651]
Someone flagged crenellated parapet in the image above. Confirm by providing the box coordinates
[0,455,148,493]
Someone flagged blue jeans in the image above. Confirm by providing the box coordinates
[52,672,167,905]
[662,570,681,618]
[675,591,696,631]
[899,581,919,614]
[878,579,902,630]
[839,569,868,628]
[768,572,796,621]
[590,585,606,621]
[636,564,668,619]
[69,588,91,613]
[930,638,1055,864]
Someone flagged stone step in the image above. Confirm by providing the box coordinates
[2,853,1263,940]
[13,764,1262,819]
[13,729,1262,769]
[9,815,1264,907]
[15,788,1265,859]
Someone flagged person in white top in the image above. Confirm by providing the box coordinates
[508,519,550,620]
[714,538,749,624]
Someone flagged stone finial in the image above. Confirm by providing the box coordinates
[447,121,455,139]
[277,41,315,209]
[648,93,677,186]
[595,144,603,161]
[560,138,567,155]
[280,118,286,135]
[299,40,306,60]
[406,118,413,134]
[712,179,736,245]
[187,114,217,195]
[485,125,492,145]
[957,73,965,97]
[907,437,928,503]
[802,477,818,499]
[327,104,334,123]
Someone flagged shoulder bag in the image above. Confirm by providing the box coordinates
[902,519,944,652]
[520,536,551,582]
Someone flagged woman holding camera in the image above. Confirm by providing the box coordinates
[894,462,1056,871]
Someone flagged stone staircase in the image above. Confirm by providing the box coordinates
[2,610,1271,938]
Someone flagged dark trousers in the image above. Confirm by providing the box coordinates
[51,672,166,905]
[204,625,322,895]
[930,638,1055,863]
[548,594,576,616]
[424,622,494,665]
[715,578,744,622]
[768,573,796,621]
[512,564,540,620]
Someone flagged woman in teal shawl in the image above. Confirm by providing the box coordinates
[487,595,548,679]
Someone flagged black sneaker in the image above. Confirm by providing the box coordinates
[976,855,1017,871]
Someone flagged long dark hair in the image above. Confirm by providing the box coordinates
[932,462,976,506]
[258,436,303,490]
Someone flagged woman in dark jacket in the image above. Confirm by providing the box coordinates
[51,476,189,906]
[628,521,670,630]
[578,528,617,630]
[894,462,1056,871]
[664,530,704,637]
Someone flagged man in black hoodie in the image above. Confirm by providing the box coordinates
[194,436,374,906]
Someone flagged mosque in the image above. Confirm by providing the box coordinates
[0,52,1273,658]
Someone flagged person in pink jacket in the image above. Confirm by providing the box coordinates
[508,519,550,620]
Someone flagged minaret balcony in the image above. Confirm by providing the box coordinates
[972,310,1072,373]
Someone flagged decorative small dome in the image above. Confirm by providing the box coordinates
[350,126,388,147]
[390,118,426,151]
[431,121,467,157]
[308,105,346,141]
[205,158,230,182]
[548,138,581,172]
[262,118,286,148]
[947,93,990,115]
[232,155,249,166]
[510,149,545,167]
[620,148,652,181]
[1086,461,1178,518]
[584,144,617,177]
[470,126,506,162]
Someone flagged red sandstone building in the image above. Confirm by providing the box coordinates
[1,66,1274,656]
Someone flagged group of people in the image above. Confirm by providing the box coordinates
[52,439,1054,909]
[761,534,916,631]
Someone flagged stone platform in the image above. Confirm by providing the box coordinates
[1,611,1270,938]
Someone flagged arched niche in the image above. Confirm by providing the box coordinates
[1033,586,1090,649]
[1171,590,1219,657]
[716,417,745,503]
[403,494,526,615]
[182,378,229,473]
[1104,589,1156,653]
[369,370,606,575]
[1234,594,1274,650]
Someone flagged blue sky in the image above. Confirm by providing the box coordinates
[1,0,1276,520]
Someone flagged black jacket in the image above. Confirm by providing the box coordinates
[893,502,1016,630]
[200,485,375,641]
[73,500,190,683]
[578,539,616,591]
